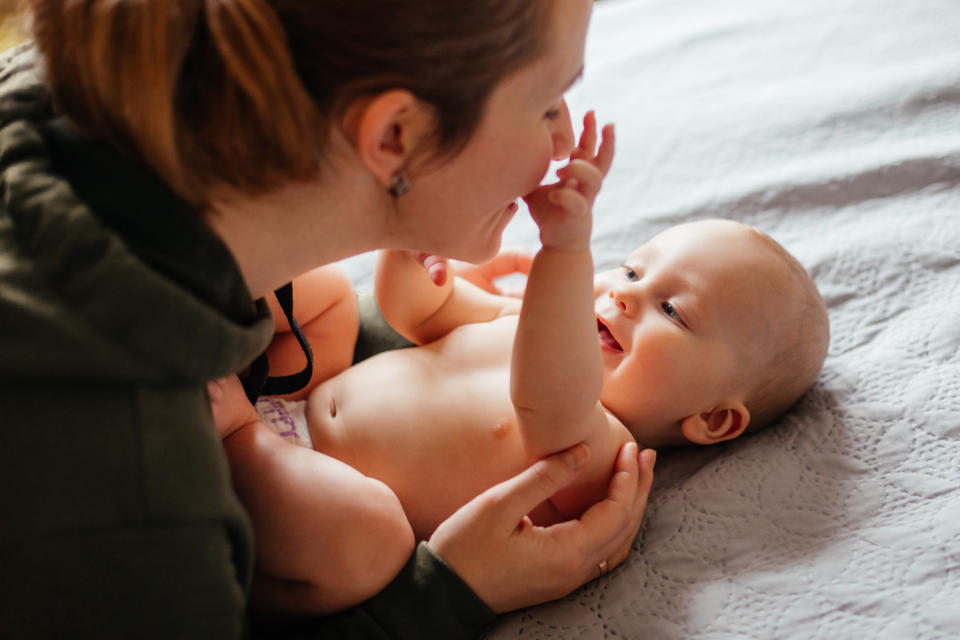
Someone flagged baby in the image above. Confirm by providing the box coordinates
[215,116,829,612]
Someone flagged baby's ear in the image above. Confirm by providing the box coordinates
[680,401,750,445]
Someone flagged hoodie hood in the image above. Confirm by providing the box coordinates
[0,44,273,384]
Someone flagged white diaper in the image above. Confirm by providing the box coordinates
[255,397,313,449]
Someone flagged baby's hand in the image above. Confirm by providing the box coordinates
[406,251,450,286]
[523,111,615,253]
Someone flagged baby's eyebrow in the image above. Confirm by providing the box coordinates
[625,245,655,265]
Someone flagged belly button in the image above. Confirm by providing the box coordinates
[493,418,511,440]
[329,397,337,418]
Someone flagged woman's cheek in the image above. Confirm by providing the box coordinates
[519,137,560,197]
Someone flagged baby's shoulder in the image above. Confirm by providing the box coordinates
[595,407,637,455]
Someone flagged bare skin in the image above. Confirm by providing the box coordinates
[216,93,827,614]
[304,304,633,539]
[215,113,657,614]
[218,205,820,613]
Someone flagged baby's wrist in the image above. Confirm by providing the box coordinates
[537,243,593,259]
[539,232,593,254]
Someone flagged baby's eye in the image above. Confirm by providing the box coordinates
[661,302,687,327]
[544,107,562,120]
[621,265,639,281]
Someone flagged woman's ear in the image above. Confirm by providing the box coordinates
[680,401,750,445]
[342,90,434,189]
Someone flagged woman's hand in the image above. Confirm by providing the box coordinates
[429,441,656,613]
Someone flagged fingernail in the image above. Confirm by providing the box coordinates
[561,443,590,470]
[642,449,657,469]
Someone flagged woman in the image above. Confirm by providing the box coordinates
[0,0,654,637]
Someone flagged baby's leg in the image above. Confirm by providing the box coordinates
[266,264,359,399]
[222,421,414,615]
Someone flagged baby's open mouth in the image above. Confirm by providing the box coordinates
[597,318,623,353]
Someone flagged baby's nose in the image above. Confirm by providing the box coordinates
[610,289,637,316]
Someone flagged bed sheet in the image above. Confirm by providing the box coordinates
[342,0,960,637]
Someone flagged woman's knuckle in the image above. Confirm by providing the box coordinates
[481,486,508,511]
[560,547,588,578]
[529,464,559,493]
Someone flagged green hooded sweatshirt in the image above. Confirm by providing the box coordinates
[0,44,494,639]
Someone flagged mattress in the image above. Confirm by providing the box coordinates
[342,0,960,636]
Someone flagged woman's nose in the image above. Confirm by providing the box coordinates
[551,99,575,161]
[609,288,637,317]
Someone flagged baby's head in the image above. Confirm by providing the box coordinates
[593,219,829,448]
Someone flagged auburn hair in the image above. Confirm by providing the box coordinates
[28,0,547,207]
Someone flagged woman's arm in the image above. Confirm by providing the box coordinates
[254,441,656,637]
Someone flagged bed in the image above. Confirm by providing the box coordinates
[342,0,960,636]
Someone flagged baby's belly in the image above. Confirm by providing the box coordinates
[305,334,530,539]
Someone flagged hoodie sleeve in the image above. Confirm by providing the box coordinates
[251,543,497,639]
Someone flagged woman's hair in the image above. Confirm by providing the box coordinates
[28,0,547,206]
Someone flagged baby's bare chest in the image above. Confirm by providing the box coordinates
[319,318,526,470]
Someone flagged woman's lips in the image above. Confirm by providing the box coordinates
[597,317,623,353]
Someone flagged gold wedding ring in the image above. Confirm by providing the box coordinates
[597,559,609,577]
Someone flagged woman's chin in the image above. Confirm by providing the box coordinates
[453,238,502,266]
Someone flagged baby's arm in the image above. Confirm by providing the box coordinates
[375,250,520,345]
[512,113,616,462]
[264,264,359,399]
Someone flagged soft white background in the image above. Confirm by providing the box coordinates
[344,0,960,637]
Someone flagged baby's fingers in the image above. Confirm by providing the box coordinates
[570,111,598,162]
[557,160,604,202]
[595,123,615,176]
[548,179,588,214]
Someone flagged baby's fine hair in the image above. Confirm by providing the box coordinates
[740,226,830,430]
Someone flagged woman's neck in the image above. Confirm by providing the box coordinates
[204,166,389,299]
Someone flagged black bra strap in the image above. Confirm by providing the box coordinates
[240,282,315,404]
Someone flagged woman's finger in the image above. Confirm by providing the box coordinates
[585,445,656,570]
[484,443,591,531]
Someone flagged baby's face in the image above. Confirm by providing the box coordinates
[593,220,789,447]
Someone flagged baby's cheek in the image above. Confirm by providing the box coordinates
[593,273,618,298]
[631,342,684,392]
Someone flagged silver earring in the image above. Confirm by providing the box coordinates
[388,172,411,197]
